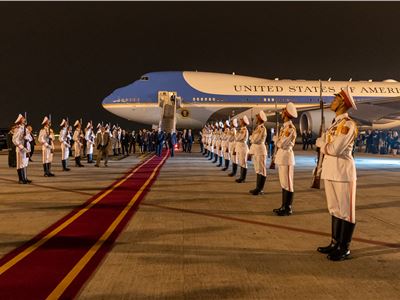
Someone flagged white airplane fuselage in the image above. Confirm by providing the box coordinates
[102,71,400,129]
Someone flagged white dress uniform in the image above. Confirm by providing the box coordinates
[85,128,95,155]
[39,126,55,164]
[249,123,267,177]
[235,125,249,169]
[320,113,357,223]
[316,87,358,261]
[12,124,28,170]
[59,126,71,161]
[275,120,297,192]
[229,127,237,162]
[22,131,32,169]
[222,127,230,161]
[73,128,83,158]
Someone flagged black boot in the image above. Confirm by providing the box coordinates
[236,167,247,183]
[317,216,341,254]
[228,163,237,177]
[78,157,84,167]
[222,159,230,171]
[258,175,266,194]
[47,163,55,176]
[328,220,356,261]
[249,174,261,194]
[212,154,218,163]
[44,163,49,176]
[87,154,90,163]
[277,190,294,216]
[17,169,27,184]
[208,152,213,160]
[273,189,286,213]
[62,160,70,171]
[23,168,32,183]
[217,156,223,167]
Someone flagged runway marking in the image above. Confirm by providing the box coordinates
[46,152,169,299]
[0,155,155,277]
[141,203,400,249]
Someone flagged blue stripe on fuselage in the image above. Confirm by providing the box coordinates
[102,72,380,106]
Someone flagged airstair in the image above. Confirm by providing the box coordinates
[157,91,181,132]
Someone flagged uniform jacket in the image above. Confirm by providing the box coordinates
[96,131,110,150]
[275,120,297,166]
[235,126,249,152]
[320,113,357,181]
[249,124,267,156]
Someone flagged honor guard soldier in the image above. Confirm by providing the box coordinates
[221,120,231,171]
[210,122,218,161]
[228,118,238,177]
[85,122,95,163]
[202,125,209,156]
[207,124,214,160]
[59,119,71,171]
[248,111,267,195]
[12,114,32,184]
[316,87,358,261]
[39,116,55,177]
[272,103,298,215]
[235,115,250,183]
[216,121,224,167]
[73,120,85,167]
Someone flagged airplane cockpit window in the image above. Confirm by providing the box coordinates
[140,76,149,81]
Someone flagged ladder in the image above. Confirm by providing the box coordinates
[157,91,181,133]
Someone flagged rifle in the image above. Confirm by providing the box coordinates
[23,112,29,157]
[311,80,325,189]
[269,101,279,169]
[48,114,54,153]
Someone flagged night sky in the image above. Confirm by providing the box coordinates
[1,2,400,130]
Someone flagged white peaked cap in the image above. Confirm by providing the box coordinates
[336,86,357,110]
[74,120,80,127]
[225,120,230,127]
[86,122,91,129]
[41,116,49,125]
[15,114,24,124]
[258,110,267,122]
[242,115,250,125]
[97,123,101,129]
[215,122,219,128]
[232,118,238,127]
[219,121,224,128]
[60,119,66,127]
[286,102,298,118]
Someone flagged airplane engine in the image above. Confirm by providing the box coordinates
[299,110,336,134]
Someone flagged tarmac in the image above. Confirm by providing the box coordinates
[0,145,399,299]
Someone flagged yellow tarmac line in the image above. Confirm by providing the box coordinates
[0,155,155,277]
[46,152,169,300]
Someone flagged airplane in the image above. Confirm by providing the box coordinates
[102,71,400,133]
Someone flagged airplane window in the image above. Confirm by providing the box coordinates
[140,76,149,81]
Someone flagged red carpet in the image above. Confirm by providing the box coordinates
[0,151,169,300]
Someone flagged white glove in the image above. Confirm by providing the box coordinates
[315,137,325,148]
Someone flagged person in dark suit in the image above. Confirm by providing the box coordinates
[155,128,165,156]
[168,129,177,157]
[95,125,110,167]
[129,130,136,154]
[186,129,193,153]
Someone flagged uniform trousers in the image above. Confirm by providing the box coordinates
[324,180,356,224]
[253,155,267,177]
[278,165,294,192]
[237,149,248,168]
[61,144,69,160]
[42,146,53,163]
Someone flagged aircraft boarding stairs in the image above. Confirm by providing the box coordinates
[157,91,181,133]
